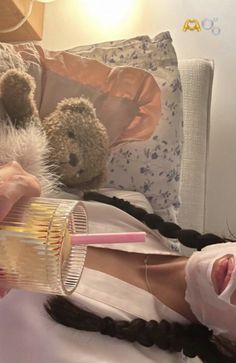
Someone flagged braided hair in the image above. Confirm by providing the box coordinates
[84,191,226,251]
[45,192,235,363]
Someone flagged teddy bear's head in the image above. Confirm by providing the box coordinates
[42,97,110,190]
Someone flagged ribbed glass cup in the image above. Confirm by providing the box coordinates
[0,197,87,295]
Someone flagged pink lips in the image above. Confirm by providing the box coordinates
[212,255,235,295]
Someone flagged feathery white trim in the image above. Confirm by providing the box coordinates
[0,124,59,196]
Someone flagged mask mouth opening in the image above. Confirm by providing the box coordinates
[211,254,235,295]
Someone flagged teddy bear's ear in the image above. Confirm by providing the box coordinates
[0,69,38,129]
[77,169,107,191]
[57,97,96,118]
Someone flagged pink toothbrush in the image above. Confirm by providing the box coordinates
[71,231,146,245]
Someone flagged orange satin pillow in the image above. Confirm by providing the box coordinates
[34,46,161,147]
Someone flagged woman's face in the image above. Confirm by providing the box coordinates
[184,242,236,341]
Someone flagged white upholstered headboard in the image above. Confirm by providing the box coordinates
[177,58,214,233]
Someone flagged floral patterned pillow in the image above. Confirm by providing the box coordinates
[69,31,183,222]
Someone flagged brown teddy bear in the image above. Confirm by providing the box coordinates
[0,69,109,191]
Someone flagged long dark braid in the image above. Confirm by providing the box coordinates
[45,192,235,363]
[45,297,234,363]
[84,191,226,251]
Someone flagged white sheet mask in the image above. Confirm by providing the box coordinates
[185,242,236,341]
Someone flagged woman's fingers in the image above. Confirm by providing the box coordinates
[0,161,41,221]
[0,160,25,179]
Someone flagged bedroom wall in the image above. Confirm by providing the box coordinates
[42,0,236,237]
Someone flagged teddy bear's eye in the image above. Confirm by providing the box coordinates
[67,130,76,139]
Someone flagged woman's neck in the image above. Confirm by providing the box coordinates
[145,255,198,322]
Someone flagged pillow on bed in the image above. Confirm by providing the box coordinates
[68,31,183,221]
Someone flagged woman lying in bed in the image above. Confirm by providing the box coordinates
[0,160,235,363]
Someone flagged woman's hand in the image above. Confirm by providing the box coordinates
[0,161,41,298]
[0,161,41,221]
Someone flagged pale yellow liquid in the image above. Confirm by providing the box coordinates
[0,201,72,285]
